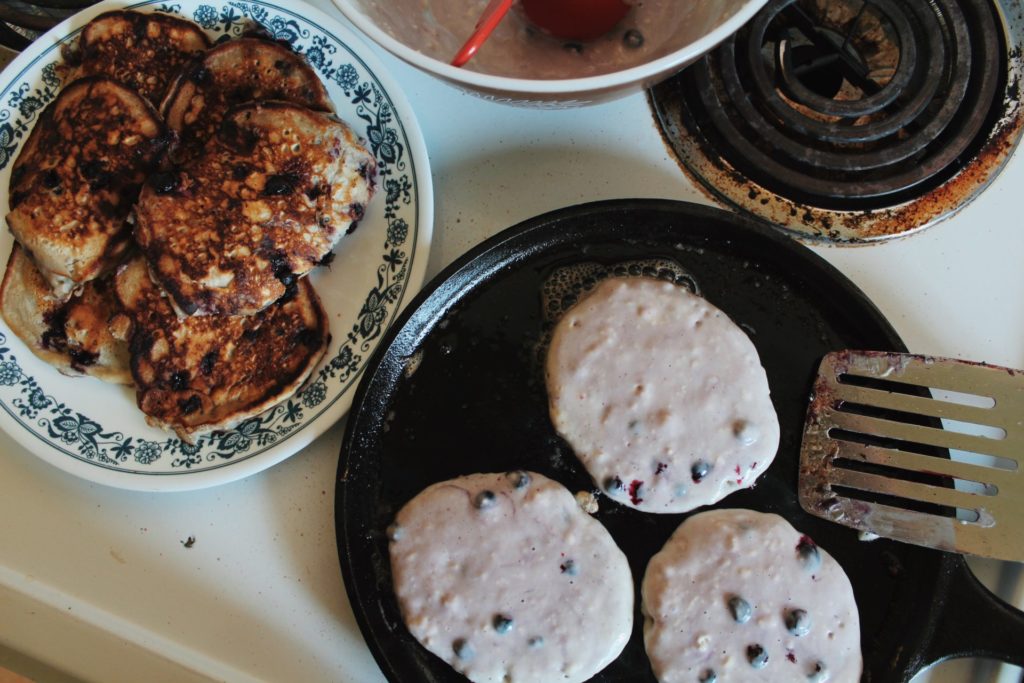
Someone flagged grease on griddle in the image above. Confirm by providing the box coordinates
[532,258,699,373]
[539,258,698,325]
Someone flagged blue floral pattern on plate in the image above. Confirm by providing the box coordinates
[0,0,429,486]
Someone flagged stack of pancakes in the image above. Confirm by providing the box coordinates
[1,10,377,441]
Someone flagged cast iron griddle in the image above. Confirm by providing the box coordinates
[336,200,1024,682]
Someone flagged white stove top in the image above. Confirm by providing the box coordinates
[1,1,1022,681]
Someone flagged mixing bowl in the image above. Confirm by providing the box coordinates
[332,0,769,106]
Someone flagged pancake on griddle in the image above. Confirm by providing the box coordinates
[390,472,633,683]
[161,36,333,164]
[72,10,210,106]
[134,101,376,317]
[5,76,168,299]
[0,244,131,384]
[642,509,861,682]
[110,257,329,441]
[545,277,780,513]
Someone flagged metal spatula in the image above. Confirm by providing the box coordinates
[799,350,1024,562]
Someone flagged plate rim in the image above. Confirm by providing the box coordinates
[0,0,434,491]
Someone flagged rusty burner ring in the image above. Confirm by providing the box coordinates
[650,0,1024,242]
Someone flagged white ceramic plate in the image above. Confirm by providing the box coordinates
[0,0,433,491]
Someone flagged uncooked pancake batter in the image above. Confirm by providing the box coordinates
[360,0,743,79]
[545,276,780,513]
[389,471,633,683]
[642,509,862,682]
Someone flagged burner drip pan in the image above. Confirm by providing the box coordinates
[651,0,1024,242]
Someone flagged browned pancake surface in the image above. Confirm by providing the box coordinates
[161,37,333,164]
[0,244,131,383]
[111,257,329,440]
[6,77,167,297]
[74,10,210,105]
[134,101,376,316]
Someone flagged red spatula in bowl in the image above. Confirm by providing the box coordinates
[451,0,631,66]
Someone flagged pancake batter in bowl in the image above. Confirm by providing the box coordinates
[358,0,742,79]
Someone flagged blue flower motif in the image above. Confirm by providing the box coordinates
[384,177,412,218]
[134,440,162,465]
[305,46,326,70]
[0,360,21,386]
[327,63,356,90]
[28,387,49,410]
[330,346,354,375]
[266,17,303,45]
[41,62,61,88]
[18,95,42,119]
[193,5,218,29]
[386,218,408,246]
[333,64,359,90]
[301,381,327,408]
[243,5,267,23]
[179,440,202,456]
[385,178,401,205]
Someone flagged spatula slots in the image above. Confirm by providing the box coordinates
[799,350,1023,562]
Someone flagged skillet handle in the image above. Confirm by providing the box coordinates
[919,557,1024,668]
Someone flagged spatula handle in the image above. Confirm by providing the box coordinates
[451,0,514,67]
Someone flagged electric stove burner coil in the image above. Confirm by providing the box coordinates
[0,1,97,52]
[651,0,1024,242]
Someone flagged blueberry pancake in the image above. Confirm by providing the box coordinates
[160,36,334,164]
[0,244,131,384]
[134,101,376,317]
[6,77,168,298]
[642,509,862,682]
[72,10,210,105]
[389,471,633,683]
[109,256,329,441]
[545,276,780,513]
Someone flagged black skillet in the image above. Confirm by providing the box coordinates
[335,199,1024,682]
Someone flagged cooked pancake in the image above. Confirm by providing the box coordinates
[73,10,210,105]
[110,257,329,441]
[161,36,333,164]
[5,76,167,299]
[134,101,376,316]
[545,276,780,513]
[642,509,861,682]
[0,244,131,384]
